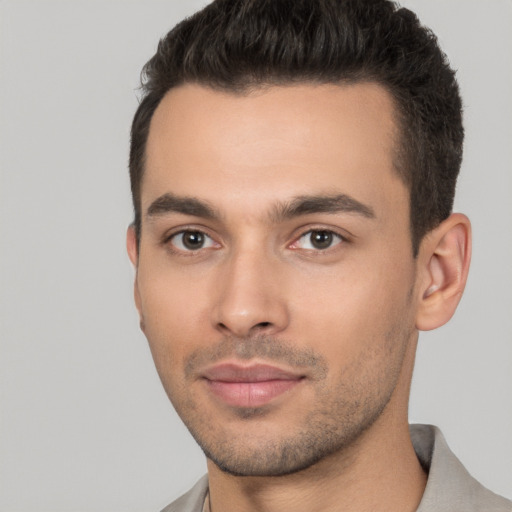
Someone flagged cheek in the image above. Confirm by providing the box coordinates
[288,256,415,361]
[136,264,213,366]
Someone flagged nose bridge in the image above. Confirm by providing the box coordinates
[212,240,289,337]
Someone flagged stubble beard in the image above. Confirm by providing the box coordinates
[197,387,391,477]
[164,331,409,477]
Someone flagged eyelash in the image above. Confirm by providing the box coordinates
[162,226,349,255]
[163,228,219,255]
[289,228,348,252]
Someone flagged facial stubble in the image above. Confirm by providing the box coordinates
[163,328,411,477]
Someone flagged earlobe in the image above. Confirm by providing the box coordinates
[415,213,472,331]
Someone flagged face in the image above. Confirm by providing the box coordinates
[129,83,420,476]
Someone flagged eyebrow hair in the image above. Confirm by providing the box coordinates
[145,192,375,223]
[146,193,218,220]
[271,194,375,222]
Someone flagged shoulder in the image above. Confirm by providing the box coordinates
[411,424,512,512]
[160,475,209,512]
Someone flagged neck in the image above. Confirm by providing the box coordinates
[206,338,426,512]
[207,420,425,512]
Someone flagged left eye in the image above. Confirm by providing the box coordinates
[294,230,344,250]
[169,230,217,251]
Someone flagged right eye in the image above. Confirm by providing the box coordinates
[169,230,217,252]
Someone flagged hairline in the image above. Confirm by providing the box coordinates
[134,77,422,256]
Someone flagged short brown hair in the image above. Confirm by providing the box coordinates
[129,0,463,256]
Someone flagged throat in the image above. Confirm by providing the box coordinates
[205,424,427,512]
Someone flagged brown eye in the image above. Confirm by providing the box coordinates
[182,231,205,249]
[170,230,215,251]
[295,230,343,250]
[310,231,334,249]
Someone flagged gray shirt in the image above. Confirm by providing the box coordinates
[162,424,511,512]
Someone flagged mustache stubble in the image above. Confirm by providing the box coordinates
[184,335,329,381]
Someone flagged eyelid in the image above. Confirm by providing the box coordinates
[288,226,350,251]
[162,224,214,242]
[162,225,222,253]
[160,224,351,254]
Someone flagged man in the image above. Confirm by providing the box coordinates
[126,0,511,511]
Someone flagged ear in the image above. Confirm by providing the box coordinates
[415,213,472,331]
[126,225,144,330]
[126,224,138,266]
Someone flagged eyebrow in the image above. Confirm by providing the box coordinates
[271,194,375,222]
[146,193,218,220]
[145,192,375,222]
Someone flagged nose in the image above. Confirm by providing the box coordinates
[211,246,290,338]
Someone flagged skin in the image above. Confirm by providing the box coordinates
[127,83,471,512]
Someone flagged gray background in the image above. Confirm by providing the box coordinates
[0,1,510,510]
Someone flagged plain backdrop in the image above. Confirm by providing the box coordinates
[0,1,511,510]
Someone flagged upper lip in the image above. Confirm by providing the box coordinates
[201,362,304,383]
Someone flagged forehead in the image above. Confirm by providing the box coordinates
[143,82,405,220]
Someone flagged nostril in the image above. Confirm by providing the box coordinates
[216,320,274,337]
[254,322,271,329]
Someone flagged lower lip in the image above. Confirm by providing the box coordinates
[205,379,302,408]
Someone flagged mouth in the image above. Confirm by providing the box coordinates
[201,362,305,408]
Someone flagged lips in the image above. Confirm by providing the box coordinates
[201,363,304,408]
